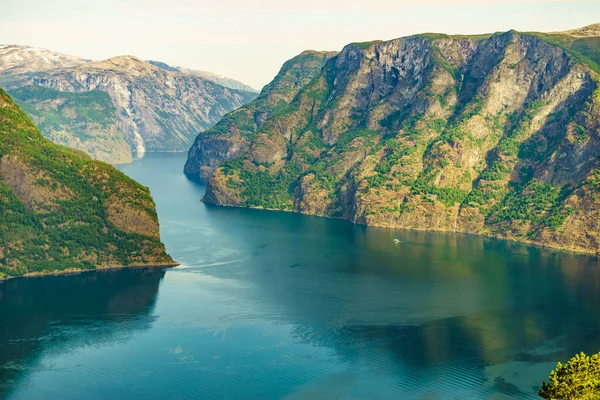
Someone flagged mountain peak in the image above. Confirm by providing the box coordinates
[100,55,146,67]
[0,45,89,79]
[106,55,144,64]
[86,56,159,75]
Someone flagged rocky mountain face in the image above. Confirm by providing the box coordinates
[30,56,258,156]
[184,50,337,181]
[186,23,600,255]
[147,60,258,92]
[0,46,258,163]
[0,88,175,278]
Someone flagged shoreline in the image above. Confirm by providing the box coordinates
[0,262,180,281]
[202,200,600,258]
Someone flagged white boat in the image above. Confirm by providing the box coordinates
[393,239,401,243]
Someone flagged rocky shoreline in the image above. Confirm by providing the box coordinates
[203,198,600,257]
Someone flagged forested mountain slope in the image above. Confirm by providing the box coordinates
[0,89,175,278]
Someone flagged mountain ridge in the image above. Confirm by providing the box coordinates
[184,50,337,181]
[0,46,259,163]
[0,44,90,72]
[147,60,259,92]
[0,45,257,92]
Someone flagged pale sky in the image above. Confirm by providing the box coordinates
[2,0,599,90]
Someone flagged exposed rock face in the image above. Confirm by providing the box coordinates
[184,50,337,181]
[0,88,175,278]
[187,24,600,254]
[31,56,258,156]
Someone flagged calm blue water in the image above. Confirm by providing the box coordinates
[2,152,600,399]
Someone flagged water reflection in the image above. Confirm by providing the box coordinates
[0,268,166,397]
[192,208,600,397]
[126,154,600,398]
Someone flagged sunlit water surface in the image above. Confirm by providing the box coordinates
[2,152,600,399]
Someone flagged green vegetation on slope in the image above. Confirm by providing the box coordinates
[204,51,337,140]
[221,158,302,210]
[416,32,495,41]
[0,88,172,278]
[9,85,116,131]
[8,85,132,164]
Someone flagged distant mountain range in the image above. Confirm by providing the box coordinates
[0,44,91,86]
[185,22,600,255]
[146,60,258,93]
[0,45,258,163]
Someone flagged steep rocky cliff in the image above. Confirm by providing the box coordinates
[188,23,600,254]
[184,50,337,181]
[0,88,175,278]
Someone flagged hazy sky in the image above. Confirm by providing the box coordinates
[2,0,599,89]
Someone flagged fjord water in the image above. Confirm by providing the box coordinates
[2,154,600,399]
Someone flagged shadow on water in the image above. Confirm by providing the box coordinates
[0,268,166,398]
